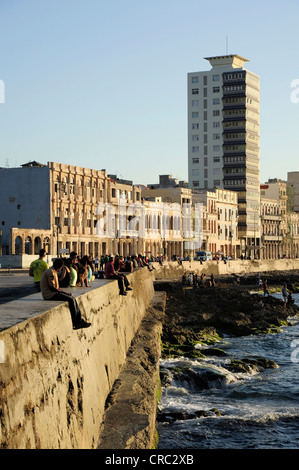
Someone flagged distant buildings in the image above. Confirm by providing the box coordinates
[0,54,299,265]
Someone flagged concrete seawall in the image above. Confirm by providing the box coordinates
[153,258,299,279]
[0,268,155,449]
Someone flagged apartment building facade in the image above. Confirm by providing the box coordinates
[287,171,299,213]
[0,161,144,258]
[260,179,299,259]
[141,176,193,259]
[188,54,261,258]
[193,188,239,258]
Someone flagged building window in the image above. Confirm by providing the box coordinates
[213,145,221,151]
[192,112,199,118]
[193,181,200,187]
[192,169,199,176]
[192,146,199,153]
[213,87,220,93]
[192,88,199,95]
[213,110,220,116]
[192,135,199,141]
[213,157,220,163]
[192,76,199,83]
[192,123,199,129]
[213,134,220,140]
[213,98,220,105]
[192,100,199,106]
[213,122,220,128]
[214,180,221,187]
[192,158,199,164]
[213,75,220,81]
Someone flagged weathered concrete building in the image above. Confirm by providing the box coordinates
[0,161,142,261]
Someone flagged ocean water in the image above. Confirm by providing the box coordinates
[157,293,299,449]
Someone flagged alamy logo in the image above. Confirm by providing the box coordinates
[95,201,204,250]
[0,340,4,363]
[291,339,299,364]
[0,80,5,104]
[290,79,299,103]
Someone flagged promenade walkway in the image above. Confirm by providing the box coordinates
[0,271,109,331]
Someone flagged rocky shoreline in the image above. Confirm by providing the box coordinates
[155,270,299,425]
[155,270,299,359]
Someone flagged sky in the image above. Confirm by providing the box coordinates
[0,0,299,186]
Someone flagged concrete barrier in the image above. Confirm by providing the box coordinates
[0,268,154,449]
[152,259,299,279]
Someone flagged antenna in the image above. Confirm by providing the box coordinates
[226,35,229,55]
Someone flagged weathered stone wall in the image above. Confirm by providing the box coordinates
[153,259,299,279]
[0,268,154,449]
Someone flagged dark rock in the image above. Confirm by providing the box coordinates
[227,356,278,374]
[158,407,222,423]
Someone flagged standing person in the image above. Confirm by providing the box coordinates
[262,279,270,297]
[100,256,105,270]
[94,255,99,272]
[29,248,49,292]
[40,258,91,330]
[282,283,288,308]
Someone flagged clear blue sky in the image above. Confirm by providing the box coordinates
[0,0,299,186]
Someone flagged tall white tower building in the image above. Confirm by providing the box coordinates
[188,54,261,257]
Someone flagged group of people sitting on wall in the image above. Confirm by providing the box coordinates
[29,249,156,330]
[94,254,156,274]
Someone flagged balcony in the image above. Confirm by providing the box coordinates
[262,214,281,221]
[262,235,281,241]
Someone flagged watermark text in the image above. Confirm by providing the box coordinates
[290,79,299,103]
[291,339,299,363]
[0,80,5,104]
[0,340,4,363]
[95,201,203,250]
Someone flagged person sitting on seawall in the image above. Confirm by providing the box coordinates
[57,258,71,288]
[29,248,49,292]
[124,256,134,273]
[69,261,78,287]
[131,255,139,269]
[69,251,80,286]
[78,256,92,287]
[40,258,91,330]
[113,255,125,272]
[105,256,132,296]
